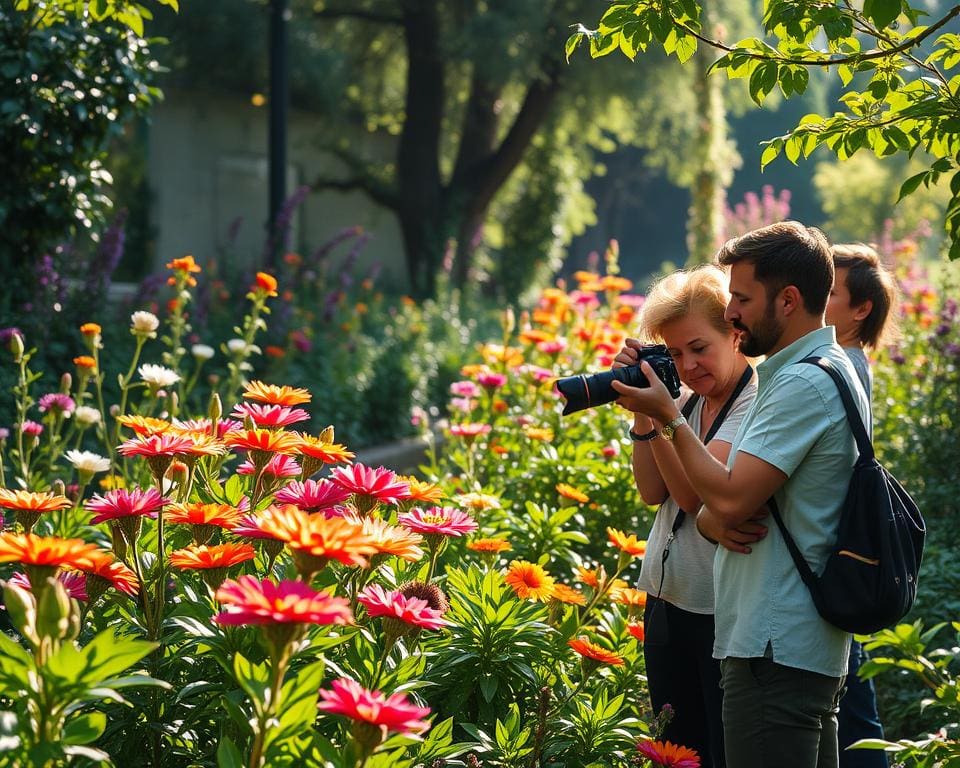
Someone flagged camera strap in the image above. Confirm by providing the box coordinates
[653,364,754,604]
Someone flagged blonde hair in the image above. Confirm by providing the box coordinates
[639,265,733,341]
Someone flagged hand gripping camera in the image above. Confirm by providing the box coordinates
[556,344,682,416]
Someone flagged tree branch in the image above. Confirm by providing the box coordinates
[311,146,399,210]
[674,3,960,67]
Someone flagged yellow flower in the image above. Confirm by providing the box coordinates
[556,483,589,504]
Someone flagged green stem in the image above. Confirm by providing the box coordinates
[369,635,397,691]
[115,335,147,441]
[248,643,290,768]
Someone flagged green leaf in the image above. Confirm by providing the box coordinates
[63,712,106,746]
[760,138,783,168]
[233,653,270,716]
[75,630,157,684]
[864,0,902,30]
[217,737,244,768]
[565,32,584,63]
[897,170,928,201]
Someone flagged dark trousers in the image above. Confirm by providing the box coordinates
[643,597,725,768]
[838,641,888,768]
[721,657,844,768]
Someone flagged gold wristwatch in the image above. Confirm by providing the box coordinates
[660,414,687,441]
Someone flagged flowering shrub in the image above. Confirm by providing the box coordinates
[0,251,688,768]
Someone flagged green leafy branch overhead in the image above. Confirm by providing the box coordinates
[568,0,960,259]
[14,0,179,36]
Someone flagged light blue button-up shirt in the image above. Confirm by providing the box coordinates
[714,326,870,677]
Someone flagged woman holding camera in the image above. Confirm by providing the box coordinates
[613,266,757,768]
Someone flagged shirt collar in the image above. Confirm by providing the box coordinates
[756,326,836,389]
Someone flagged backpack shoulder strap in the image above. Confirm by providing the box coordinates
[798,355,874,462]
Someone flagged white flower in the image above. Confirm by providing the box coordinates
[226,338,248,354]
[74,406,101,426]
[65,450,111,475]
[191,344,215,361]
[139,363,181,388]
[130,311,160,334]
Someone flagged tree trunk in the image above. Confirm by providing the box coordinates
[686,2,739,264]
[396,0,445,297]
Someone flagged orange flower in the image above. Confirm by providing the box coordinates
[568,637,624,666]
[576,566,600,589]
[253,272,278,297]
[73,355,96,370]
[627,622,645,642]
[636,739,701,767]
[613,588,647,608]
[362,516,425,562]
[0,532,102,572]
[504,560,556,602]
[518,329,554,345]
[78,550,139,596]
[551,583,587,605]
[257,505,378,574]
[167,254,202,273]
[401,477,445,504]
[265,345,285,358]
[467,538,512,554]
[523,425,554,442]
[601,275,633,292]
[169,543,256,570]
[573,270,600,284]
[79,322,102,336]
[457,492,501,512]
[242,380,312,406]
[295,434,355,464]
[556,483,589,503]
[223,428,302,455]
[607,528,647,558]
[171,432,228,457]
[0,489,72,513]
[116,415,172,435]
[166,502,244,529]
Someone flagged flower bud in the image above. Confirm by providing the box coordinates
[501,307,516,336]
[2,580,39,646]
[60,372,72,394]
[11,331,24,363]
[209,392,223,423]
[36,576,72,641]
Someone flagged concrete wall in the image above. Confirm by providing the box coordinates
[146,88,408,286]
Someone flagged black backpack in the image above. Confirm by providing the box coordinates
[768,356,926,635]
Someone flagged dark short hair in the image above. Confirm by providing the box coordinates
[717,221,834,315]
[831,243,899,348]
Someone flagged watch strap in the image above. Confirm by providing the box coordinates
[628,427,658,442]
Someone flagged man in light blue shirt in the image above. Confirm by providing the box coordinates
[612,221,868,768]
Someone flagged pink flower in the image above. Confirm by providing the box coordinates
[397,507,477,537]
[215,575,353,626]
[173,417,243,437]
[20,421,43,437]
[519,365,554,383]
[231,514,282,540]
[274,479,352,513]
[86,488,168,524]
[231,402,310,428]
[38,393,76,416]
[450,397,475,413]
[449,423,491,438]
[450,380,481,398]
[537,339,567,355]
[477,372,507,389]
[317,677,431,737]
[329,464,410,506]
[236,453,301,478]
[9,570,88,601]
[118,432,197,458]
[357,583,448,630]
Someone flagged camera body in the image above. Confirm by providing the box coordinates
[556,344,682,416]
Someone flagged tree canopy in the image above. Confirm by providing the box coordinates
[160,0,755,299]
[570,0,960,259]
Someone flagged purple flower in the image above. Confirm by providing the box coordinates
[38,393,76,416]
[935,323,951,337]
[946,343,960,359]
[0,327,23,347]
[890,350,906,365]
[0,428,9,441]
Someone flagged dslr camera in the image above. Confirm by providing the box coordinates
[556,343,681,416]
